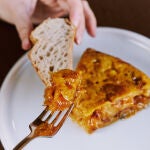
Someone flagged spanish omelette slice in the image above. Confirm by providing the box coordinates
[70,48,150,133]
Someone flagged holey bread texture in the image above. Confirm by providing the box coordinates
[28,18,76,86]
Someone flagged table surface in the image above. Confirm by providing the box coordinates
[0,0,150,149]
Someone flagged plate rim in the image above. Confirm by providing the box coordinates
[0,27,150,150]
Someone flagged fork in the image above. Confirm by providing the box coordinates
[13,104,74,150]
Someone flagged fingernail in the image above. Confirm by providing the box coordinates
[73,20,78,27]
[72,17,79,27]
[76,36,81,45]
[22,38,31,50]
[92,31,96,37]
[92,27,97,37]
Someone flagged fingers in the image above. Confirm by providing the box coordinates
[82,1,97,37]
[67,0,85,44]
[15,0,97,50]
[15,18,33,50]
[75,16,85,44]
[13,0,37,50]
[67,0,97,44]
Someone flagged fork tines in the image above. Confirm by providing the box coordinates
[32,104,74,127]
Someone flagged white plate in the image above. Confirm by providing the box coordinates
[1,27,150,150]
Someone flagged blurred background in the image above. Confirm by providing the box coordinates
[0,0,150,149]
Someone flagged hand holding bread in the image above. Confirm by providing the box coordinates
[0,0,97,50]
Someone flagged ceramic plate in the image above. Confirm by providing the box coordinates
[0,27,150,150]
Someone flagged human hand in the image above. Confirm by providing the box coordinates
[0,0,97,50]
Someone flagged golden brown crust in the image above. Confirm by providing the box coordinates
[70,48,150,133]
[44,69,82,111]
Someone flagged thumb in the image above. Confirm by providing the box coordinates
[15,19,33,50]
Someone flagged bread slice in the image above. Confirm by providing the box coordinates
[28,18,76,86]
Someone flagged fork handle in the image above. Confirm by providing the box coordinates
[13,133,35,150]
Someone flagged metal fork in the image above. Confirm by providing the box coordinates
[13,104,74,150]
